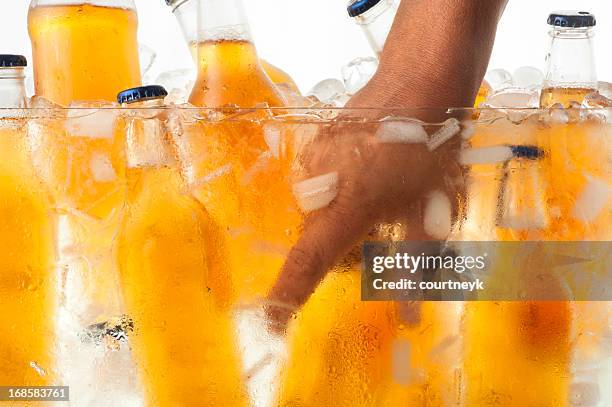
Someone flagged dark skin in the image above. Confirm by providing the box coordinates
[267,0,509,330]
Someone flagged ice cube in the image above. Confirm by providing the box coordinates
[292,172,339,213]
[547,103,570,124]
[569,382,600,407]
[483,88,540,108]
[427,118,461,151]
[331,92,351,107]
[275,83,312,108]
[30,95,64,110]
[459,146,513,165]
[512,66,544,89]
[598,81,612,99]
[234,304,286,407]
[460,121,475,140]
[307,78,346,105]
[376,120,428,144]
[341,57,379,95]
[263,123,282,158]
[391,339,425,386]
[156,68,196,105]
[66,102,119,139]
[498,163,548,230]
[423,190,452,239]
[581,92,612,122]
[484,69,513,91]
[572,176,612,223]
[90,153,117,183]
[392,339,412,385]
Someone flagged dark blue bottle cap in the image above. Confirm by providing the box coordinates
[347,0,382,17]
[117,85,168,104]
[511,145,544,160]
[0,55,27,68]
[547,11,596,28]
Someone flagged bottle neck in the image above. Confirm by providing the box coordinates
[353,0,399,56]
[0,68,28,108]
[543,27,597,89]
[196,0,253,42]
[172,0,198,45]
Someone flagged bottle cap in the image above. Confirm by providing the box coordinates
[547,11,596,28]
[165,0,188,7]
[0,55,27,68]
[117,85,168,104]
[347,0,383,17]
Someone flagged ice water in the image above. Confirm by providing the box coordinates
[28,2,141,105]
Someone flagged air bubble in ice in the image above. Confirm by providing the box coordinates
[427,118,461,151]
[376,120,428,144]
[572,176,612,223]
[292,172,339,213]
[307,78,346,105]
[512,66,544,89]
[341,57,379,95]
[424,190,452,240]
[90,153,117,183]
[484,69,513,91]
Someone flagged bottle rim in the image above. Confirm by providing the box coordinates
[0,55,27,68]
[547,11,596,28]
[347,0,383,17]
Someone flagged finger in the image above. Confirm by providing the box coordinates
[266,190,375,333]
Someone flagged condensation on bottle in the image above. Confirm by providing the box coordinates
[28,0,142,105]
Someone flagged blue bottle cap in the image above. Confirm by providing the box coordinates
[547,11,596,28]
[0,55,27,68]
[117,85,168,104]
[347,0,382,17]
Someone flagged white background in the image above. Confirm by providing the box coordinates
[1,0,610,93]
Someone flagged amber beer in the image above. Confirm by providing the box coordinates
[117,86,247,406]
[28,0,141,105]
[0,56,56,389]
[166,0,299,92]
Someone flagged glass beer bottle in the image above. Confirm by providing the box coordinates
[117,85,247,406]
[166,0,299,94]
[28,0,142,105]
[540,11,597,108]
[0,55,56,388]
[188,0,287,107]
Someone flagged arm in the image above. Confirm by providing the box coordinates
[267,0,508,331]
